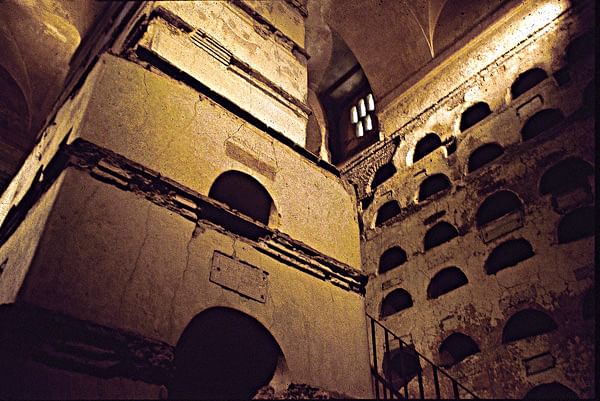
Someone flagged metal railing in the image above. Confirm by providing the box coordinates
[367,314,479,399]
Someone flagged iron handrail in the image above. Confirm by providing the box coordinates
[367,313,479,399]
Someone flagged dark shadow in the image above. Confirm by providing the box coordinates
[379,246,408,274]
[383,346,421,389]
[170,307,282,399]
[418,174,451,202]
[375,201,401,227]
[539,157,593,196]
[438,333,480,367]
[413,133,442,163]
[582,289,594,321]
[485,238,533,275]
[511,68,548,99]
[427,267,468,299]
[381,288,413,318]
[521,109,564,141]
[424,222,458,251]
[566,31,594,65]
[209,171,274,225]
[557,206,594,244]
[468,143,504,173]
[476,190,522,227]
[460,102,491,132]
[523,382,579,399]
[502,309,557,343]
[371,163,397,191]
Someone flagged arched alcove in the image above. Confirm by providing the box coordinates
[383,346,421,389]
[424,222,458,251]
[485,238,534,275]
[521,109,564,141]
[381,288,413,318]
[375,201,401,227]
[427,267,468,299]
[371,163,397,191]
[413,133,442,163]
[418,174,451,202]
[511,68,548,99]
[476,190,523,227]
[557,206,594,244]
[524,382,579,399]
[467,143,504,173]
[460,102,491,132]
[502,309,557,343]
[438,333,480,367]
[209,171,275,225]
[379,246,407,274]
[170,307,284,399]
[539,157,593,197]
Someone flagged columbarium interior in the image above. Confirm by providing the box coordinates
[0,0,595,399]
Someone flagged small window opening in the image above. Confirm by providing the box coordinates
[553,66,571,87]
[566,31,594,65]
[381,288,413,318]
[476,190,522,227]
[418,174,451,202]
[467,143,504,173]
[539,157,593,196]
[375,201,401,227]
[424,222,458,251]
[427,267,468,299]
[379,247,408,274]
[361,194,374,210]
[413,133,442,163]
[582,289,594,320]
[521,109,564,141]
[460,102,491,132]
[485,238,534,275]
[511,68,548,99]
[557,206,594,244]
[209,171,274,225]
[438,333,480,367]
[524,382,579,400]
[371,163,397,191]
[502,309,558,343]
[350,93,376,137]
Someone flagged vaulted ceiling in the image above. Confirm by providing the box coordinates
[307,0,514,103]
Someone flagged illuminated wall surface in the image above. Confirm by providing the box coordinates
[0,0,594,399]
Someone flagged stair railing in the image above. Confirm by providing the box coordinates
[367,313,479,399]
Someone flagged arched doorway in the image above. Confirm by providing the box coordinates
[170,307,284,399]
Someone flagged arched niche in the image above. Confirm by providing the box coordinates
[418,174,451,202]
[413,133,442,163]
[539,157,593,197]
[476,190,523,228]
[438,332,480,367]
[209,171,275,226]
[501,308,557,343]
[427,267,468,299]
[170,307,285,399]
[485,238,533,275]
[381,288,413,318]
[511,68,548,99]
[371,163,397,192]
[375,201,401,227]
[467,143,504,173]
[379,246,407,274]
[557,206,594,244]
[521,109,564,141]
[523,382,579,399]
[424,222,458,251]
[460,102,491,132]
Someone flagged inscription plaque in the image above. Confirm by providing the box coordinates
[210,251,268,303]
